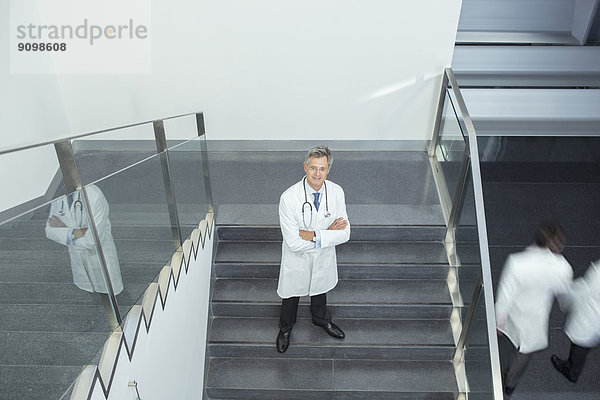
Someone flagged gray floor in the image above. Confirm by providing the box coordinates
[208,149,443,227]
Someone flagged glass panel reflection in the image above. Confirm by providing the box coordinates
[88,153,180,322]
[0,190,114,400]
[71,124,157,188]
[464,290,494,397]
[437,88,467,203]
[455,171,480,316]
[168,138,211,241]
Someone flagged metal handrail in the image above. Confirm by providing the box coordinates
[431,68,503,399]
[0,111,202,156]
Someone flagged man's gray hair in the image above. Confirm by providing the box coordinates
[305,145,333,167]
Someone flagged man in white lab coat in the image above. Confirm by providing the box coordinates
[551,259,600,383]
[276,146,350,353]
[46,185,123,330]
[495,223,573,398]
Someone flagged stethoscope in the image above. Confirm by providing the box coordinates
[58,192,84,226]
[302,177,330,228]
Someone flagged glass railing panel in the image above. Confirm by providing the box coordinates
[167,137,212,242]
[435,88,467,203]
[0,189,115,400]
[463,289,494,397]
[454,169,480,318]
[71,124,158,188]
[86,152,180,324]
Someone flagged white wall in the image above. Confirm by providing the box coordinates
[89,227,213,400]
[0,0,68,212]
[1,0,462,211]
[58,0,462,141]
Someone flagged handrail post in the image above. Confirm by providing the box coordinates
[153,120,183,250]
[196,113,214,213]
[445,146,471,244]
[53,140,122,329]
[429,71,450,158]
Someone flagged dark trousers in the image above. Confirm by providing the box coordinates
[498,332,534,395]
[565,341,592,379]
[279,293,330,333]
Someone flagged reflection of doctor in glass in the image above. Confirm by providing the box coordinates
[45,185,123,295]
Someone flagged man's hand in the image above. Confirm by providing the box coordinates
[48,215,67,228]
[299,230,315,241]
[73,228,88,239]
[327,217,347,231]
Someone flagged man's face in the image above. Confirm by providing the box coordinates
[304,156,329,191]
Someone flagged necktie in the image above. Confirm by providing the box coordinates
[313,192,320,211]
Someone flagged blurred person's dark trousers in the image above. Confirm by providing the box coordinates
[565,341,592,378]
[498,332,536,396]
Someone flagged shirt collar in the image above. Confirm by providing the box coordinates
[304,178,325,195]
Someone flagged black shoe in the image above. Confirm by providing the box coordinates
[551,354,578,383]
[314,321,345,339]
[277,330,290,353]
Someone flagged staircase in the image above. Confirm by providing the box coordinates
[204,220,466,399]
[0,205,174,400]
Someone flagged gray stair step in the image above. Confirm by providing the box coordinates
[0,282,148,305]
[0,223,175,240]
[212,278,451,305]
[0,331,106,366]
[214,262,470,280]
[215,241,450,265]
[0,304,112,332]
[0,237,176,253]
[211,317,453,346]
[0,365,80,400]
[461,88,600,137]
[455,31,579,45]
[215,204,445,228]
[217,225,446,242]
[210,343,454,362]
[482,182,600,205]
[0,265,161,284]
[452,46,600,87]
[212,302,453,320]
[206,358,457,400]
[0,249,175,266]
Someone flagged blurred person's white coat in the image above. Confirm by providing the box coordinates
[495,246,573,353]
[564,260,600,347]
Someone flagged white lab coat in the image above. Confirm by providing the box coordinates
[45,185,123,294]
[277,179,350,298]
[495,246,573,354]
[564,260,600,347]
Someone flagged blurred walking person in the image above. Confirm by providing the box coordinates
[551,259,600,383]
[495,223,573,399]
